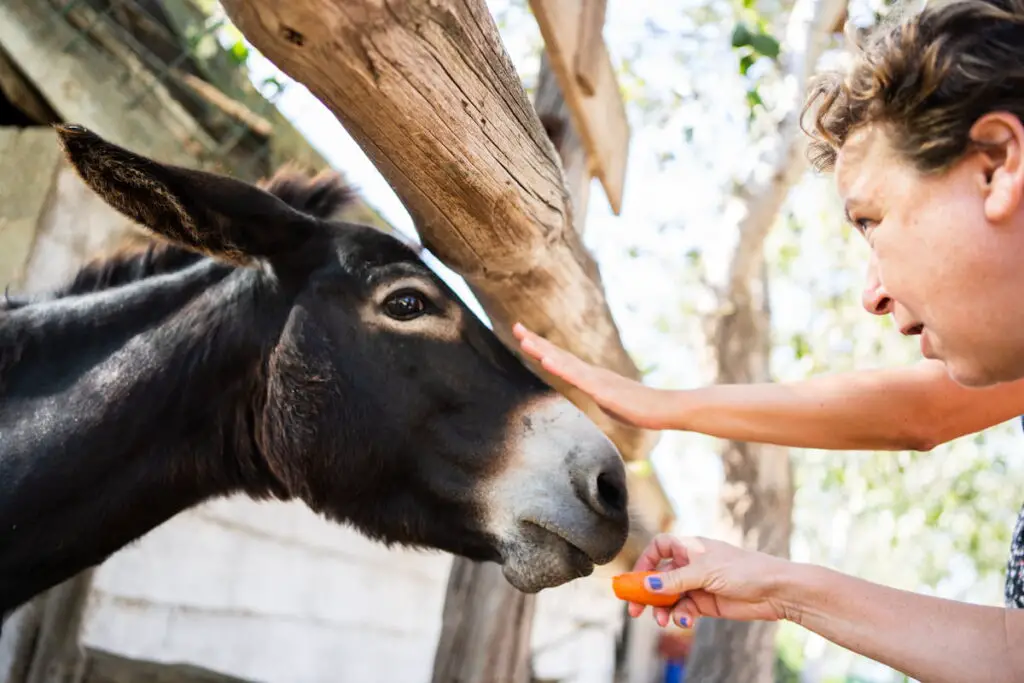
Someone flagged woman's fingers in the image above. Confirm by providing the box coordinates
[672,597,700,628]
[652,605,673,627]
[643,537,710,595]
[513,323,600,387]
[513,324,567,365]
[633,533,695,573]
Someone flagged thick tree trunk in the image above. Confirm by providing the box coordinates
[218,0,657,461]
[686,262,793,683]
[683,0,848,679]
[430,52,594,683]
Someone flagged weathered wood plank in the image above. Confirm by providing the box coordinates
[217,0,656,460]
[535,52,590,237]
[528,0,630,215]
[573,0,607,98]
[0,43,59,125]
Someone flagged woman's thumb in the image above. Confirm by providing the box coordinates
[644,564,703,595]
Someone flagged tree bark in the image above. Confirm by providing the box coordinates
[430,51,597,683]
[217,0,657,461]
[684,0,848,680]
[430,557,537,683]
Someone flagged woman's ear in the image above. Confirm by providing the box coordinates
[969,112,1024,223]
[55,124,320,265]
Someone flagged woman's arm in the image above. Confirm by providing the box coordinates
[660,360,1024,451]
[780,562,1024,683]
[635,535,1024,683]
[513,324,1024,451]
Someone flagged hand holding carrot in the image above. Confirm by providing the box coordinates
[619,534,792,629]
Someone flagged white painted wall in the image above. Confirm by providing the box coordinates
[80,496,632,683]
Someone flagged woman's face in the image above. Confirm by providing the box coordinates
[835,115,1024,387]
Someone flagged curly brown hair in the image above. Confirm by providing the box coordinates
[801,0,1024,174]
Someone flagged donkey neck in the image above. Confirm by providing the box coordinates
[0,260,290,614]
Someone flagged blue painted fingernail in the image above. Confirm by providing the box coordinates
[680,617,690,628]
[647,577,663,590]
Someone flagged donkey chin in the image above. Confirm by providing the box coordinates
[484,395,631,593]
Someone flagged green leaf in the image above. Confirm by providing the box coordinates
[746,87,763,109]
[739,53,755,75]
[731,22,753,48]
[229,39,249,65]
[749,32,781,59]
[790,332,811,359]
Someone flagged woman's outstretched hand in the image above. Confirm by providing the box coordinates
[628,534,793,629]
[512,322,668,429]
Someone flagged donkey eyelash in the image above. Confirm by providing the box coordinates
[375,278,442,307]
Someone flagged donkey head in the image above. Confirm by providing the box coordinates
[55,125,630,592]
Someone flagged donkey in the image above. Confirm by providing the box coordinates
[0,124,630,622]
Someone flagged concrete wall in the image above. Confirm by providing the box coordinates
[0,127,136,292]
[80,496,634,683]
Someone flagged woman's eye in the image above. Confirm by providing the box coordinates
[856,217,877,233]
[383,291,427,320]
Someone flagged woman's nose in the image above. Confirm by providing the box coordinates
[861,258,894,316]
[862,284,894,315]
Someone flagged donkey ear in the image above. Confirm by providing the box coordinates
[55,124,319,265]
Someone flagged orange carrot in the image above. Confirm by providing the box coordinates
[612,571,683,607]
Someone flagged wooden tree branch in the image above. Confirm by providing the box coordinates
[218,0,657,461]
[529,0,630,215]
[172,70,275,138]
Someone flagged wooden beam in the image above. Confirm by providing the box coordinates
[0,44,59,126]
[535,53,590,236]
[172,70,275,139]
[528,0,630,215]
[573,0,607,98]
[218,0,657,461]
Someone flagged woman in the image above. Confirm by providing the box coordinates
[515,0,1024,679]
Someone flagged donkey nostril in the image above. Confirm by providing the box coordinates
[593,469,627,517]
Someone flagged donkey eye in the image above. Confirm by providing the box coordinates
[383,290,427,320]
